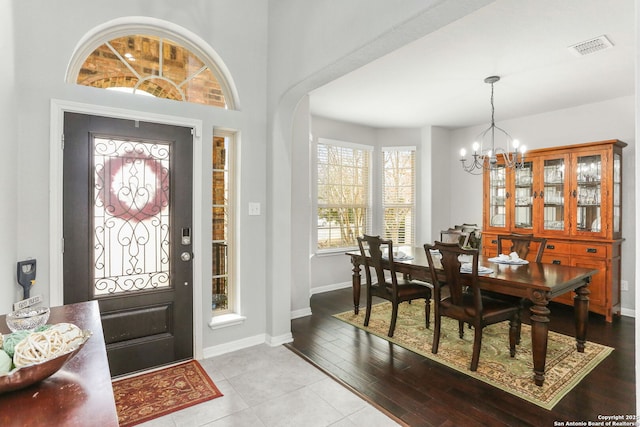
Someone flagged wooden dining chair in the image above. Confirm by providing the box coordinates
[490,233,546,344]
[357,235,432,337]
[424,241,520,371]
[497,233,548,262]
[440,228,470,247]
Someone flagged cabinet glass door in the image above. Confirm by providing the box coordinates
[488,164,507,228]
[575,154,602,233]
[542,158,566,232]
[613,152,621,234]
[513,162,533,231]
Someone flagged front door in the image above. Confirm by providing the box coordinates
[63,112,193,377]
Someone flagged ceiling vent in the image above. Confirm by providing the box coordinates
[568,35,614,56]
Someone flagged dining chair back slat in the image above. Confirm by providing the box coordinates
[497,233,548,263]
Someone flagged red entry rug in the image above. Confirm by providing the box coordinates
[112,360,223,427]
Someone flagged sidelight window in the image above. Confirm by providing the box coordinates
[212,133,234,313]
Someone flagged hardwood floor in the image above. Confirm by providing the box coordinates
[287,288,636,427]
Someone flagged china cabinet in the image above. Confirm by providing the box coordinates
[482,139,626,322]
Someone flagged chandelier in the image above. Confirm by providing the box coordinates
[460,76,526,175]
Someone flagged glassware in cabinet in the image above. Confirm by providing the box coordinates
[542,158,566,232]
[488,164,507,228]
[575,153,602,233]
[513,161,533,231]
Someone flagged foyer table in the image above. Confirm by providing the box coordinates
[0,300,118,426]
[347,246,598,386]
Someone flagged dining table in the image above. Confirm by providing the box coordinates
[346,246,599,386]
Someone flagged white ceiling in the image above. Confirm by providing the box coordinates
[309,0,636,129]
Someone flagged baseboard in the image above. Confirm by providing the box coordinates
[620,307,635,318]
[266,332,293,346]
[310,281,352,295]
[289,281,351,320]
[291,307,312,319]
[202,334,267,358]
[202,331,294,359]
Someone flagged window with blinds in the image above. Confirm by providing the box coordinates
[317,139,372,250]
[382,147,416,245]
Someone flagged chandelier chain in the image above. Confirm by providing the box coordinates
[490,81,495,127]
[459,75,526,175]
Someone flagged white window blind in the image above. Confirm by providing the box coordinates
[317,139,372,250]
[382,147,416,245]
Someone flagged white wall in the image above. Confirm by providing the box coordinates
[0,0,18,313]
[426,126,455,240]
[447,96,636,311]
[9,0,270,350]
[290,96,312,316]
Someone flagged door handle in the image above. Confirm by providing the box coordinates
[180,252,192,262]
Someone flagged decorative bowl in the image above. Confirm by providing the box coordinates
[5,307,50,332]
[0,329,91,394]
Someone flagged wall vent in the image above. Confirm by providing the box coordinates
[568,35,614,56]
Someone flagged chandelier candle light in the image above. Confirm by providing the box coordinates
[460,76,526,174]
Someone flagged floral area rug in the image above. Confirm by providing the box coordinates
[334,302,613,409]
[112,360,223,427]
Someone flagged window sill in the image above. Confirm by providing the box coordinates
[315,247,357,257]
[208,313,246,330]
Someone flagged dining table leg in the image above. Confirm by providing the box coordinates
[573,282,590,352]
[528,291,551,386]
[350,257,362,314]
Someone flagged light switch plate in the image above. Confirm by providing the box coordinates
[248,202,261,216]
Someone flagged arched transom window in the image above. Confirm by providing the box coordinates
[76,34,228,108]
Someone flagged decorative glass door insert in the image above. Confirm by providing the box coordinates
[93,137,171,296]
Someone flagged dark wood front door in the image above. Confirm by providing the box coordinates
[63,112,193,377]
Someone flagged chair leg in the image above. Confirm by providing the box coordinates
[470,328,483,371]
[509,317,519,357]
[458,321,465,338]
[431,314,441,354]
[388,302,399,337]
[424,298,431,329]
[364,292,373,327]
[516,300,524,345]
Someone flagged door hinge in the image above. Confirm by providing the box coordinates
[61,134,65,150]
[61,237,64,254]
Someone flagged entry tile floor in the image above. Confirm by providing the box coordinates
[139,344,401,427]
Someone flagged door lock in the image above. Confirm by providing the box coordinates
[180,252,192,262]
[181,228,191,245]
